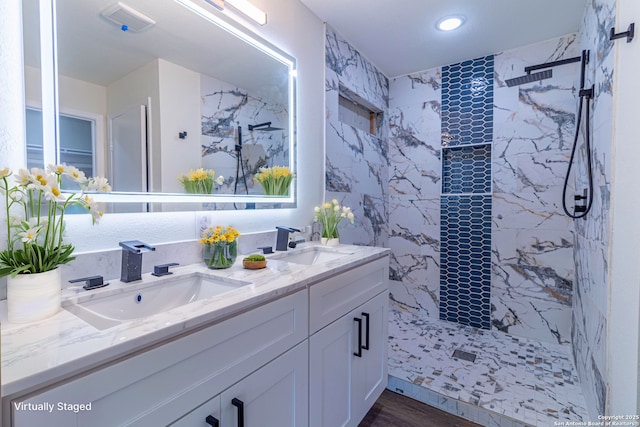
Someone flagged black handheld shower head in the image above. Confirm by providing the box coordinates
[248,121,283,131]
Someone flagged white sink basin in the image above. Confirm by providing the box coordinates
[64,272,251,330]
[270,246,354,265]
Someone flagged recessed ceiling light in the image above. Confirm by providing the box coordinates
[436,15,465,31]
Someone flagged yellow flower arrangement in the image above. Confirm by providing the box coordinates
[253,166,293,196]
[200,225,240,269]
[178,168,224,194]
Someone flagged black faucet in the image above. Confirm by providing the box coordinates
[119,240,156,283]
[275,226,300,251]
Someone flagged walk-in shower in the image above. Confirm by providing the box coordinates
[506,50,595,219]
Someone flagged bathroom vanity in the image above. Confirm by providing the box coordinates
[1,243,389,426]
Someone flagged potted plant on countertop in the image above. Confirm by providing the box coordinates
[313,199,355,245]
[0,165,111,323]
[242,253,267,270]
[200,225,240,269]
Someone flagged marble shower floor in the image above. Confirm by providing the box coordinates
[388,308,590,426]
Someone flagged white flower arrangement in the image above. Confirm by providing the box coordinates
[313,199,355,239]
[0,164,111,277]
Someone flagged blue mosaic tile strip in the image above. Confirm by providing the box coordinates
[442,145,491,194]
[440,195,492,329]
[441,56,494,147]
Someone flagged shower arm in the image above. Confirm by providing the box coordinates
[248,122,272,131]
[506,53,584,88]
[524,55,581,74]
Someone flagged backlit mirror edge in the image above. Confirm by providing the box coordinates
[38,0,297,207]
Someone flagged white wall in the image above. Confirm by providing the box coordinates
[59,74,107,118]
[60,0,325,252]
[608,0,640,414]
[157,59,202,193]
[24,65,42,107]
[25,66,108,176]
[0,0,26,246]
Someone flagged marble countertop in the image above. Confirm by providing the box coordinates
[1,243,389,399]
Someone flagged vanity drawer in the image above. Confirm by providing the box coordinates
[309,256,389,334]
[12,289,308,427]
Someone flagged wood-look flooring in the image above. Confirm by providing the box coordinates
[359,390,482,427]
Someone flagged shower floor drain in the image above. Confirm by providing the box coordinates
[452,349,477,363]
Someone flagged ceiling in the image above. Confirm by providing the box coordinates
[299,0,588,78]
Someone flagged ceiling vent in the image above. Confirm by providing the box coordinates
[100,2,156,33]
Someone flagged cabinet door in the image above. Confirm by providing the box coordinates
[352,291,388,422]
[309,309,359,427]
[221,342,308,427]
[169,395,221,427]
[309,290,389,427]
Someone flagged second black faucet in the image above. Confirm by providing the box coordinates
[275,226,300,251]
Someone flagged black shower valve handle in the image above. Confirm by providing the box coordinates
[574,188,588,201]
[579,85,594,99]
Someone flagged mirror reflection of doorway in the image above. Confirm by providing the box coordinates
[108,104,148,193]
[25,107,96,180]
[108,104,149,213]
[25,107,99,214]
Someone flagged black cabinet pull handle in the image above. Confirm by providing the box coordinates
[353,317,362,357]
[362,312,370,351]
[232,397,244,427]
[205,415,219,427]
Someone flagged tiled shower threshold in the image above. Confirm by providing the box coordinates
[387,308,590,426]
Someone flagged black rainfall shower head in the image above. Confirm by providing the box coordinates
[505,69,553,87]
[248,121,283,131]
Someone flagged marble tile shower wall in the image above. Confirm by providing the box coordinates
[572,0,616,417]
[324,25,390,247]
[389,34,580,345]
[492,35,578,345]
[388,68,442,317]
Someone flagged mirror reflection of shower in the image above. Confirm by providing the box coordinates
[233,122,281,195]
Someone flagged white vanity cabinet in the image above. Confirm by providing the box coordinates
[309,257,389,427]
[172,341,308,427]
[11,290,308,427]
[7,252,391,427]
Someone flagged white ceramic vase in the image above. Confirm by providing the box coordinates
[321,237,340,246]
[7,268,61,323]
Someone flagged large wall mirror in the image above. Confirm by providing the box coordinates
[23,0,296,210]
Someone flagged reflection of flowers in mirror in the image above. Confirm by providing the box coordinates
[313,199,355,239]
[0,165,111,278]
[178,168,224,194]
[253,166,293,196]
